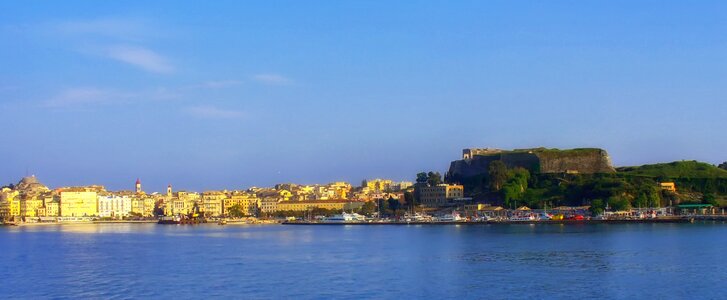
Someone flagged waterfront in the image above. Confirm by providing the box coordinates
[2,223,726,299]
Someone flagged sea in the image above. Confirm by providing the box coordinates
[1,222,726,299]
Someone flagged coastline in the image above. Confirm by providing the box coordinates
[283,217,698,226]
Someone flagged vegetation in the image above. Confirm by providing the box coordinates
[618,161,727,179]
[449,159,727,209]
[387,197,401,212]
[359,201,376,215]
[227,204,245,218]
[416,171,443,186]
[488,161,508,191]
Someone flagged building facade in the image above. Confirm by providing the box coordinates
[419,184,465,207]
[60,191,98,217]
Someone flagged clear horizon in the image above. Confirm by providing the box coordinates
[2,1,726,191]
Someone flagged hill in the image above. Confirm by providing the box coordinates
[617,161,727,179]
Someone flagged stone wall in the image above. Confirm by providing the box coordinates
[448,148,615,180]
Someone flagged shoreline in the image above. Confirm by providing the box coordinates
[283,217,700,226]
[5,217,727,227]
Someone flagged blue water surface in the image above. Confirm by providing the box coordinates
[1,223,726,299]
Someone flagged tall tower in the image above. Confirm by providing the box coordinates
[135,178,142,194]
[167,184,172,197]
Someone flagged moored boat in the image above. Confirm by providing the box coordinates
[324,212,366,223]
[158,216,181,224]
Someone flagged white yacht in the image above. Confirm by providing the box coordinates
[404,212,428,222]
[436,211,464,222]
[324,212,366,223]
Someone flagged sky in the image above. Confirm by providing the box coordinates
[1,1,726,192]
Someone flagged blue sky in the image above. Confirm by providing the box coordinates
[1,1,726,191]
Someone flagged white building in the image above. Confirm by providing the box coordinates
[97,195,132,218]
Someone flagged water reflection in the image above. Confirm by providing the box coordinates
[1,223,725,299]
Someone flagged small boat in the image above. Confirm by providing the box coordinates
[436,211,464,222]
[158,216,181,224]
[324,212,366,223]
[218,219,227,225]
[509,214,536,221]
[403,213,428,222]
[566,215,585,220]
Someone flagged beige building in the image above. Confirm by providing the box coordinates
[60,191,98,217]
[419,184,464,207]
[258,197,280,214]
[131,196,156,217]
[201,191,226,217]
[276,200,364,212]
[224,192,258,216]
[44,196,59,217]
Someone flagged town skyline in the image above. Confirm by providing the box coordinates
[3,2,727,191]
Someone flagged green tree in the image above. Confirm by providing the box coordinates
[501,168,530,208]
[488,161,508,192]
[403,191,415,208]
[359,201,376,216]
[361,179,368,188]
[228,204,245,218]
[590,199,605,216]
[703,193,718,206]
[427,172,442,186]
[416,172,428,184]
[387,197,401,213]
[608,196,631,211]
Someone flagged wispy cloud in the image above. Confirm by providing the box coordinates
[43,87,128,108]
[251,74,293,86]
[183,105,246,119]
[104,45,174,74]
[42,17,175,74]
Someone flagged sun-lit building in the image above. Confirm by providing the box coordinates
[59,191,98,217]
[97,195,132,218]
[418,184,464,207]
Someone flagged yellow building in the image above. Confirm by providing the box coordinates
[278,190,292,201]
[201,191,226,217]
[366,179,393,192]
[59,191,98,217]
[224,193,258,216]
[0,189,18,218]
[165,191,201,216]
[659,182,677,192]
[131,197,156,217]
[0,199,20,219]
[43,196,60,217]
[328,182,352,199]
[20,197,45,217]
[276,200,364,212]
[418,184,465,207]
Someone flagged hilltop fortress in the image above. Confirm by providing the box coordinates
[449,147,615,179]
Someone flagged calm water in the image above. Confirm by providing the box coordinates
[1,222,726,299]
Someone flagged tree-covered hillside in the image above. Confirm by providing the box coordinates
[617,161,727,179]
